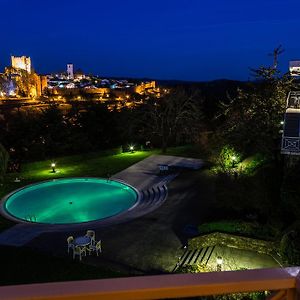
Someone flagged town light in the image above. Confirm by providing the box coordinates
[51,163,56,173]
[280,121,284,125]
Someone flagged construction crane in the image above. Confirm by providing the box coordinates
[269,45,284,69]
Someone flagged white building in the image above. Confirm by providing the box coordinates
[289,61,300,76]
[67,63,74,79]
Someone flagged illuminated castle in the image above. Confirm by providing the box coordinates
[11,55,31,73]
[134,81,156,94]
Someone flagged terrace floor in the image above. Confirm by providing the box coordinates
[1,155,279,275]
[24,155,212,274]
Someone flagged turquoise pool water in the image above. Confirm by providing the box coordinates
[3,178,138,224]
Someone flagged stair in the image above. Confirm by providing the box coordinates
[174,246,216,272]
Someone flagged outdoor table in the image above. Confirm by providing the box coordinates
[74,236,91,247]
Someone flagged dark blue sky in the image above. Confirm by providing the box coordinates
[1,0,300,81]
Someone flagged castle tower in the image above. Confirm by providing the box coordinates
[67,63,74,79]
[11,55,31,73]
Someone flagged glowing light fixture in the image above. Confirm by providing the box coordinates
[216,256,223,271]
[51,163,56,173]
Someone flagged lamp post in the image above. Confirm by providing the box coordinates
[216,256,223,271]
[51,163,56,173]
[130,146,134,153]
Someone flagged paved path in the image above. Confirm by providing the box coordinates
[112,155,203,190]
[0,224,47,247]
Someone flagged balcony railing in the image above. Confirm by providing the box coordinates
[0,267,299,300]
[281,137,300,154]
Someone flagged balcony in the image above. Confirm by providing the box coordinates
[0,267,299,300]
[281,91,300,155]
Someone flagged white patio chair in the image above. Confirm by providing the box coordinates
[88,240,102,256]
[85,230,96,245]
[73,246,87,261]
[67,236,74,253]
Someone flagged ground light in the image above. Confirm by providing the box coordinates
[231,156,236,168]
[51,163,56,173]
[216,256,223,271]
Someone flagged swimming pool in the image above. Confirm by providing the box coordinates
[2,178,138,224]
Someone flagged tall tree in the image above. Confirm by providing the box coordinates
[140,88,204,152]
[219,49,293,156]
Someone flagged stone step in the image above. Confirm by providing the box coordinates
[175,246,216,271]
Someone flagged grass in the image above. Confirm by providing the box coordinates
[0,150,157,196]
[0,246,126,286]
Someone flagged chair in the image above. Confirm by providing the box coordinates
[88,240,102,256]
[67,236,74,253]
[73,246,87,261]
[85,230,96,245]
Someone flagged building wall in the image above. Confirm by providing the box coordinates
[49,87,110,96]
[11,56,31,73]
[67,64,74,79]
[134,81,156,94]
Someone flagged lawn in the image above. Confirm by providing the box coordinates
[0,150,157,197]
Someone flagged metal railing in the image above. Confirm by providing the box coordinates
[0,267,299,300]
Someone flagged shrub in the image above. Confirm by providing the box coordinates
[0,144,9,181]
[213,145,241,173]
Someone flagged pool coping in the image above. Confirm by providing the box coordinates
[0,177,142,231]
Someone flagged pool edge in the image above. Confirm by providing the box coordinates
[0,177,141,230]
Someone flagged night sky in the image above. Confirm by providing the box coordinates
[1,0,300,81]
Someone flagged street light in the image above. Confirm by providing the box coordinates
[216,256,223,271]
[129,145,134,153]
[51,163,56,173]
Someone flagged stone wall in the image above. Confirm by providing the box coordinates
[188,232,277,255]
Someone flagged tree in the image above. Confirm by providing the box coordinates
[5,67,36,97]
[0,143,9,180]
[218,49,293,157]
[140,88,205,152]
[0,74,13,96]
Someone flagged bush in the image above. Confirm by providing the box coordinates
[0,143,9,181]
[213,145,241,173]
[198,220,279,241]
[279,222,300,265]
[239,154,265,175]
[175,263,213,274]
